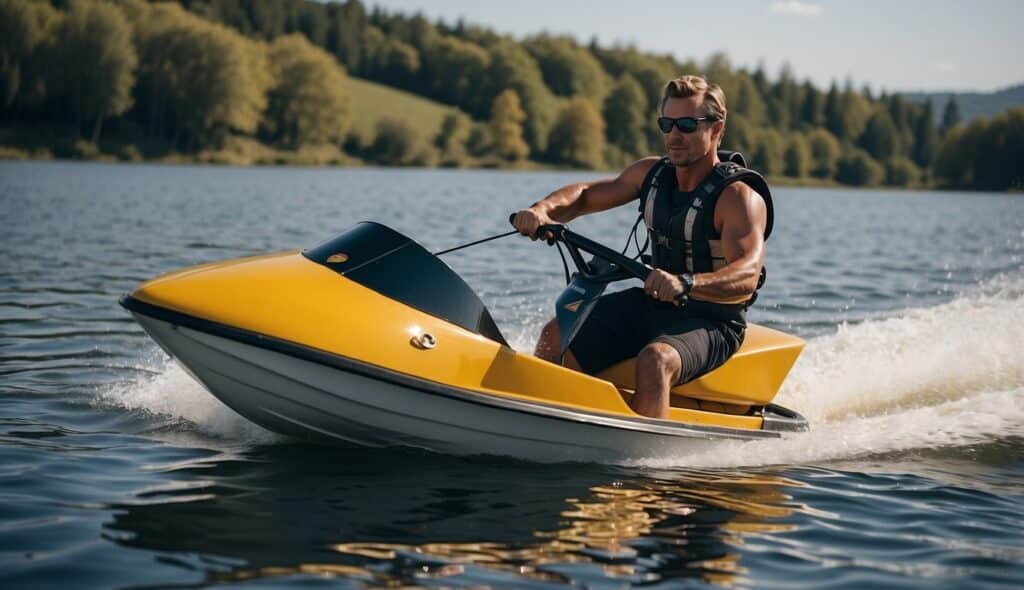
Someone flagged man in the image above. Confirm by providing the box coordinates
[512,75,773,419]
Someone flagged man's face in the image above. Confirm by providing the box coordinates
[661,94,721,168]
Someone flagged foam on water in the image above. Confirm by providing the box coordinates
[97,356,280,445]
[779,275,1024,423]
[99,277,1024,463]
[638,275,1024,467]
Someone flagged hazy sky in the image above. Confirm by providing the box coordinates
[364,0,1023,93]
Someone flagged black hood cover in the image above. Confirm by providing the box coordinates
[304,222,507,346]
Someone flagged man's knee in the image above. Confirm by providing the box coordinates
[637,342,682,380]
[535,318,560,361]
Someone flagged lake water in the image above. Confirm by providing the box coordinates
[1,161,1022,588]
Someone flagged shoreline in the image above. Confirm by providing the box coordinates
[3,143,1016,194]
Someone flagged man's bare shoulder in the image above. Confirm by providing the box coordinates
[617,156,663,189]
[715,181,767,229]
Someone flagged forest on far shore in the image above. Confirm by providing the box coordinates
[1,0,1021,191]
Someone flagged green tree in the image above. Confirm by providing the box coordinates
[932,124,973,187]
[548,96,606,169]
[751,63,769,96]
[840,89,873,143]
[524,35,610,102]
[836,148,884,186]
[326,0,366,73]
[823,82,843,138]
[949,107,1024,191]
[751,128,785,177]
[127,2,270,147]
[940,95,961,136]
[420,34,490,110]
[981,107,1024,191]
[703,52,733,87]
[247,0,286,39]
[489,89,529,161]
[884,156,921,187]
[53,0,137,143]
[363,26,420,87]
[297,2,328,47]
[434,110,471,166]
[265,34,350,148]
[590,45,676,112]
[0,0,59,110]
[483,40,556,153]
[798,80,823,128]
[466,121,491,157]
[858,109,899,160]
[911,100,939,169]
[886,94,910,132]
[602,73,647,156]
[771,63,797,131]
[784,133,811,178]
[806,128,841,179]
[765,97,790,132]
[368,115,421,165]
[723,116,755,154]
[732,75,765,126]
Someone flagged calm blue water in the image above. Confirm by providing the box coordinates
[1,161,1022,588]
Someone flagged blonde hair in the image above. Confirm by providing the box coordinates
[660,75,727,121]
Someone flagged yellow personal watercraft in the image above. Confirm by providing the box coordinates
[121,220,807,462]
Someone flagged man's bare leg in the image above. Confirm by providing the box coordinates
[535,319,581,370]
[632,342,682,419]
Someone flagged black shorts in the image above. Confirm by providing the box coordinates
[568,287,745,385]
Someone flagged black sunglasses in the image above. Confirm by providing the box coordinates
[657,116,717,134]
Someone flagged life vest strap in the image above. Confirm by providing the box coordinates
[635,150,774,308]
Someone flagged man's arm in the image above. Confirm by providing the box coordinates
[644,182,767,304]
[512,157,657,239]
[692,182,767,301]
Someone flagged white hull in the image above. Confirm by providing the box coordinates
[134,314,769,463]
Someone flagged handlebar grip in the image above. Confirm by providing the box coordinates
[509,212,565,241]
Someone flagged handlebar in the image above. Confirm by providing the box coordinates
[509,213,652,282]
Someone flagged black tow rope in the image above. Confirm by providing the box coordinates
[433,230,518,256]
[434,225,571,285]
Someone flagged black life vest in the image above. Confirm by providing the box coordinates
[637,150,774,305]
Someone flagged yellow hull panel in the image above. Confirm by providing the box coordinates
[597,324,804,406]
[131,252,801,431]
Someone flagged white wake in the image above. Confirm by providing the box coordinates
[638,276,1024,467]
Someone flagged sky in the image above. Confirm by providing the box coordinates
[363,0,1024,94]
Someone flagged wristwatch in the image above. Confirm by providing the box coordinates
[678,273,695,296]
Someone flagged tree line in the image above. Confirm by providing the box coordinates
[1,0,1020,190]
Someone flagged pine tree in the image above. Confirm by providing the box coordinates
[940,96,961,136]
[798,80,822,128]
[911,100,939,169]
[824,82,844,140]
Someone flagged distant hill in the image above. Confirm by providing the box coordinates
[901,84,1024,124]
[346,77,460,141]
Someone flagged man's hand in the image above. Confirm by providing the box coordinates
[512,208,555,241]
[644,269,686,304]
